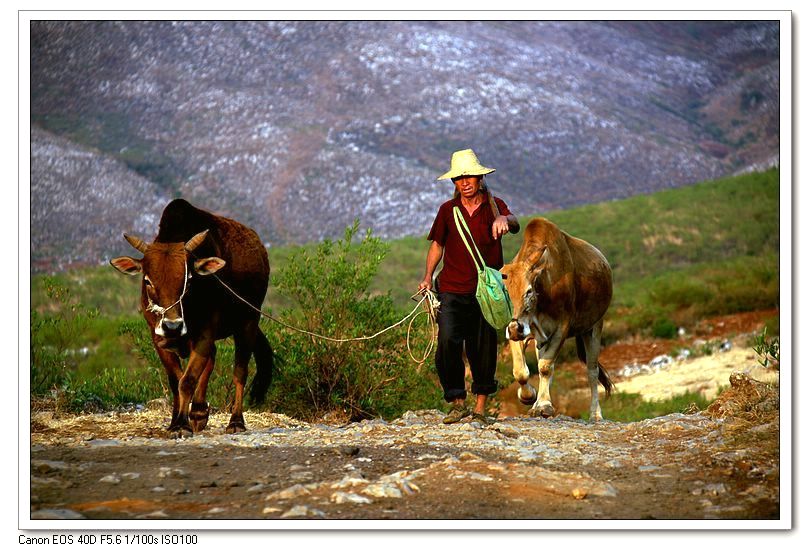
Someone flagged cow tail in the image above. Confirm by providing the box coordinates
[597,363,614,398]
[248,329,275,406]
[575,335,614,398]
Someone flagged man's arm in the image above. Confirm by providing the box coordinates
[418,240,444,292]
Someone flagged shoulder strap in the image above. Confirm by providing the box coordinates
[452,207,486,272]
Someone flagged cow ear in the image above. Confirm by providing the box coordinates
[194,257,226,276]
[110,256,142,276]
[528,246,548,272]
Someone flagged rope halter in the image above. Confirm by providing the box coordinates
[147,261,191,337]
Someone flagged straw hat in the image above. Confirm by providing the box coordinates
[436,149,496,181]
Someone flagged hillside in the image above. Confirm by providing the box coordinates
[29,20,780,272]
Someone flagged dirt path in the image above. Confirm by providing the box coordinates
[28,311,781,522]
[29,380,779,522]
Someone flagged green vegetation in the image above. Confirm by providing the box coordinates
[33,112,184,197]
[264,222,443,421]
[584,390,715,423]
[30,168,780,419]
[752,326,780,369]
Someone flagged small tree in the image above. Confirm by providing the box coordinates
[266,222,443,421]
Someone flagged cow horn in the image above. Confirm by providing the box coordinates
[185,229,209,252]
[124,233,149,254]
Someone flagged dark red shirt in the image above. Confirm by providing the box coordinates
[427,195,513,295]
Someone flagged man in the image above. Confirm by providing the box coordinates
[419,149,520,424]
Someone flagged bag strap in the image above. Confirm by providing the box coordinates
[452,207,486,273]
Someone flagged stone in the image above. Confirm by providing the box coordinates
[362,484,403,499]
[137,510,169,519]
[158,467,188,479]
[99,474,121,484]
[340,446,361,457]
[468,473,494,482]
[331,492,372,504]
[32,460,69,474]
[31,508,85,520]
[572,488,588,500]
[281,505,323,518]
[266,484,311,500]
[458,452,482,462]
[331,475,368,489]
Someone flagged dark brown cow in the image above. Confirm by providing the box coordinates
[501,217,614,421]
[111,199,274,437]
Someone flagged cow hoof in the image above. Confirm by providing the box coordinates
[529,402,555,418]
[189,402,210,433]
[226,413,246,434]
[225,422,246,434]
[517,383,537,405]
[168,425,193,439]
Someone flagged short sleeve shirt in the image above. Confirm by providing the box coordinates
[427,195,513,295]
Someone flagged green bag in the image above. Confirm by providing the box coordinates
[452,207,513,330]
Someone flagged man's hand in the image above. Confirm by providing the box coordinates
[492,215,510,239]
[418,278,432,292]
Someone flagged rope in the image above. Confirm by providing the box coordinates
[405,289,440,363]
[210,272,439,362]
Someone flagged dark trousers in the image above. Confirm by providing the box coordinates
[435,292,499,402]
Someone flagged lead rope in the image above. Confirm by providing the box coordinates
[209,272,439,363]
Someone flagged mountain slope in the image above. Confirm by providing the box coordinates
[29,20,779,272]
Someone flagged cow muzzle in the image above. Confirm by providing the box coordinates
[156,317,187,338]
[506,318,530,341]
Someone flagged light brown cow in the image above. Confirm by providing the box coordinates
[501,217,614,421]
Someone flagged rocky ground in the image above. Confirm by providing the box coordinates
[28,310,781,523]
[29,379,779,522]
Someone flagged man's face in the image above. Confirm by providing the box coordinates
[453,175,482,199]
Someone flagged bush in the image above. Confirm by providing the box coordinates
[31,278,99,395]
[265,221,444,421]
[651,318,678,339]
[751,326,780,369]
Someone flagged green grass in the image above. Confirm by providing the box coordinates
[586,390,716,422]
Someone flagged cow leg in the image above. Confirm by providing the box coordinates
[529,329,565,418]
[172,340,215,439]
[584,323,605,422]
[189,349,216,433]
[226,326,257,434]
[154,342,183,431]
[510,339,537,405]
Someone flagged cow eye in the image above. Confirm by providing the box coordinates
[144,277,153,287]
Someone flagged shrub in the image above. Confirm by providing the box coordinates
[651,318,678,339]
[30,278,99,395]
[751,327,780,369]
[265,221,444,421]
